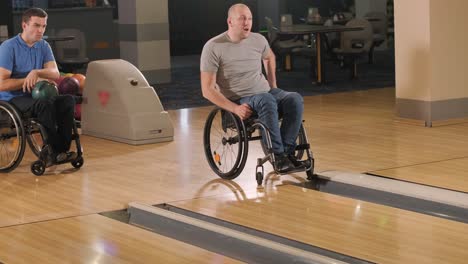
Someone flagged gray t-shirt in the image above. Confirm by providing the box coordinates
[200,32,271,100]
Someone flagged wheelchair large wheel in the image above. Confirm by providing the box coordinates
[261,122,307,161]
[294,124,307,160]
[26,120,45,158]
[0,102,26,172]
[203,108,248,180]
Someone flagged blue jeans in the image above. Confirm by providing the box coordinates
[238,88,303,155]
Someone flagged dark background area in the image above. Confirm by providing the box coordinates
[168,0,354,56]
[285,0,354,23]
[3,0,354,56]
[168,0,259,56]
[0,1,13,38]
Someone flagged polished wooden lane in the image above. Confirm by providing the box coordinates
[1,88,468,227]
[303,89,468,174]
[169,184,468,264]
[371,157,468,193]
[0,214,242,263]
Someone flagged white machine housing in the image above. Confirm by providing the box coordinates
[81,59,173,145]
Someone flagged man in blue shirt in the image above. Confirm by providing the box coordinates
[0,8,76,164]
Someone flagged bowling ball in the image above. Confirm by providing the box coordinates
[32,81,58,100]
[72,73,86,94]
[55,76,66,87]
[58,77,80,95]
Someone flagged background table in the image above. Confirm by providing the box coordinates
[279,25,363,84]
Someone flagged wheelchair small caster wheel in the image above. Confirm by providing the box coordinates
[31,160,46,176]
[71,157,84,168]
[256,171,263,186]
[306,170,317,181]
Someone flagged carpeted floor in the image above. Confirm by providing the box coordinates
[154,49,395,110]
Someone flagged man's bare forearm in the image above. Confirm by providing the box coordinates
[0,78,25,92]
[263,50,277,88]
[202,86,239,113]
[35,68,60,80]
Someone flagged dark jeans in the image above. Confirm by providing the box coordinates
[238,88,304,155]
[10,95,75,154]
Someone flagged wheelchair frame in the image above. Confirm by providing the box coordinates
[203,107,316,185]
[0,100,84,176]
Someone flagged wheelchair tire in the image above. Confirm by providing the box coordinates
[294,124,307,160]
[203,108,248,180]
[256,171,263,186]
[260,122,307,161]
[306,169,317,181]
[71,156,84,168]
[31,160,45,176]
[0,101,26,173]
[26,120,45,158]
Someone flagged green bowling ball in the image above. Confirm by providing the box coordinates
[32,81,58,100]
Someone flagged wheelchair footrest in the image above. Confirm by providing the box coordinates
[275,166,306,175]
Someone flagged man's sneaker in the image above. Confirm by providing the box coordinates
[67,151,78,161]
[288,154,309,169]
[56,151,78,163]
[274,154,295,173]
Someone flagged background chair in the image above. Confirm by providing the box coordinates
[342,12,354,20]
[322,18,339,57]
[55,28,90,73]
[280,14,293,27]
[265,16,306,71]
[306,7,321,24]
[332,18,373,79]
[364,11,388,63]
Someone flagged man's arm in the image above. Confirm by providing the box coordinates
[201,71,252,120]
[22,61,60,92]
[0,67,23,92]
[0,61,59,93]
[262,48,278,88]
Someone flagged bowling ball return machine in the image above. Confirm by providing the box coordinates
[81,59,173,145]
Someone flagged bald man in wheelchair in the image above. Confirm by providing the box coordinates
[200,4,305,173]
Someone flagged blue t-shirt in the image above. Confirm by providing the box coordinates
[0,34,55,101]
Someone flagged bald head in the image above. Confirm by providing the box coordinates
[228,3,250,18]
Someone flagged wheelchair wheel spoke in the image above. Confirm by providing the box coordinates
[227,144,237,164]
[212,123,224,137]
[0,134,19,168]
[225,146,233,173]
[221,145,228,172]
[0,144,9,167]
[224,145,232,173]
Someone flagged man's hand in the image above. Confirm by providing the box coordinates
[233,103,253,120]
[23,70,40,93]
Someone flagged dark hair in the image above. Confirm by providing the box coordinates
[22,8,48,23]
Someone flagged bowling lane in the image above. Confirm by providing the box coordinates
[0,214,243,263]
[370,157,468,193]
[169,185,468,264]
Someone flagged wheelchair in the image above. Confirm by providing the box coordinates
[203,107,316,185]
[0,100,84,176]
